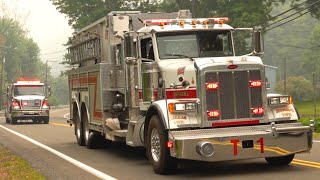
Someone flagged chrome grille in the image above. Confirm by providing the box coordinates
[21,99,41,109]
[205,70,263,121]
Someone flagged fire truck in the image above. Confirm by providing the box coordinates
[4,79,51,124]
[67,10,314,174]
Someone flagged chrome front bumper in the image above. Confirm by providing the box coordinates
[169,122,314,161]
[11,109,49,118]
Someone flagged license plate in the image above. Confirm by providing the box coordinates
[28,111,35,114]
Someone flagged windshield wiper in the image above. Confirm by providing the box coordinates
[163,53,194,61]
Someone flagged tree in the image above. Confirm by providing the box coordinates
[275,76,313,100]
[0,17,43,83]
[301,24,320,79]
[51,0,287,29]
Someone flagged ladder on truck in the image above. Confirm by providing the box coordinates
[68,32,101,65]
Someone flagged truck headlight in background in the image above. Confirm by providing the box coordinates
[268,96,292,106]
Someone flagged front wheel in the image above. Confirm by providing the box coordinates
[10,117,17,125]
[146,115,177,174]
[265,154,295,166]
[43,117,49,124]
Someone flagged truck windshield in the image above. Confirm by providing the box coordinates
[156,30,233,60]
[14,85,45,96]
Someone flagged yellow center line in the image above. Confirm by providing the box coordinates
[293,159,320,166]
[50,122,72,127]
[292,161,320,169]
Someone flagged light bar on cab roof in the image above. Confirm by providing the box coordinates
[143,17,229,26]
[16,80,41,84]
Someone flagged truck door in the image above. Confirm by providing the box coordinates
[139,36,160,107]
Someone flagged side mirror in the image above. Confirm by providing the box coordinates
[124,34,136,58]
[253,26,264,55]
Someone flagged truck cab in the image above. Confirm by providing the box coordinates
[4,79,51,124]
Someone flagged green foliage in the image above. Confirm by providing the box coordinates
[0,17,44,83]
[295,99,320,132]
[51,0,286,29]
[275,76,313,100]
[291,0,320,19]
[301,24,320,80]
[48,75,69,106]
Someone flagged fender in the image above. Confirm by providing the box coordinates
[81,101,91,123]
[71,97,81,123]
[144,99,174,146]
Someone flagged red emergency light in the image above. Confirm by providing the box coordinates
[206,82,219,90]
[251,107,264,115]
[249,80,262,88]
[16,80,41,84]
[22,101,28,106]
[207,110,220,118]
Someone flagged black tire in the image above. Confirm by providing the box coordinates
[146,115,177,174]
[5,117,10,123]
[265,154,295,166]
[10,117,17,125]
[82,112,90,146]
[86,131,110,149]
[74,112,84,146]
[43,117,49,124]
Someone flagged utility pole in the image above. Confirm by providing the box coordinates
[45,60,48,96]
[0,56,4,111]
[192,0,198,18]
[313,73,317,120]
[283,56,287,94]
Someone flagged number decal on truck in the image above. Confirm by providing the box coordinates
[231,138,264,155]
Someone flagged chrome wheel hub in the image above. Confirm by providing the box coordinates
[151,128,161,162]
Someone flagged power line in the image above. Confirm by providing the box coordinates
[265,40,315,49]
[265,11,309,32]
[41,49,67,56]
[264,0,309,25]
[264,0,320,31]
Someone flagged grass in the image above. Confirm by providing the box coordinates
[0,145,45,180]
[294,99,320,133]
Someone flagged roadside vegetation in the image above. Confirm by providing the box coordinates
[0,145,45,179]
[295,99,320,135]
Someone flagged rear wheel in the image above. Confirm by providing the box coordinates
[146,115,177,174]
[74,112,84,146]
[265,154,295,166]
[83,113,90,147]
[5,117,10,123]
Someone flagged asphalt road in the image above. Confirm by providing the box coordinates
[0,108,320,180]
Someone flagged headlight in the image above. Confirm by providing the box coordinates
[269,96,292,105]
[168,102,197,113]
[175,103,186,111]
[185,103,196,110]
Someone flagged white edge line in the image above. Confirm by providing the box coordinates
[0,125,117,180]
[64,113,70,119]
[313,140,320,143]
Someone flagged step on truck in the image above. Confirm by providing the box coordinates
[4,79,51,124]
[66,10,314,174]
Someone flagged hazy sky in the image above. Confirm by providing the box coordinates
[1,0,73,76]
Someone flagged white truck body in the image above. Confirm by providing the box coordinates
[5,80,51,124]
[66,10,313,174]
